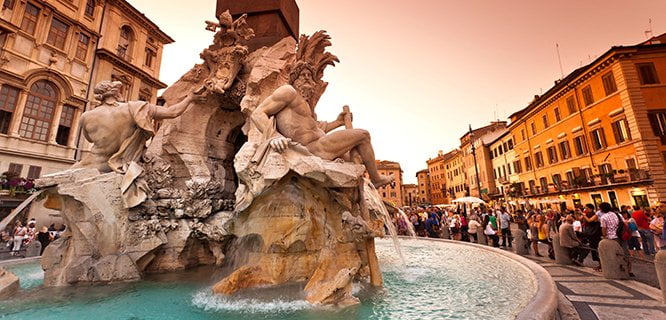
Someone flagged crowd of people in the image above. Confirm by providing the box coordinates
[1,219,65,258]
[395,202,666,275]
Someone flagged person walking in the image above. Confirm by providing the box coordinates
[632,206,656,255]
[538,215,555,260]
[581,204,602,271]
[529,213,541,256]
[499,208,512,248]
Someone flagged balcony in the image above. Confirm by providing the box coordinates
[498,176,509,185]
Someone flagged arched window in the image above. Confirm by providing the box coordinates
[117,25,134,60]
[19,80,59,141]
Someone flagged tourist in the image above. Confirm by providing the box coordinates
[11,221,27,256]
[483,215,499,247]
[650,211,664,251]
[632,206,655,255]
[514,210,528,233]
[459,213,469,242]
[623,211,644,258]
[559,214,584,266]
[449,213,460,240]
[538,215,555,260]
[580,204,602,271]
[425,213,440,238]
[468,217,481,243]
[599,202,634,277]
[37,226,52,255]
[529,213,541,256]
[499,208,512,248]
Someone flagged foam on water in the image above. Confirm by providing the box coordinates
[191,289,312,313]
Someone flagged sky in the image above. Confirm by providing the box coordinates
[128,0,665,184]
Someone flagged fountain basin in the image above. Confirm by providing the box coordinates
[0,238,557,319]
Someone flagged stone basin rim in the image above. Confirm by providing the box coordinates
[396,236,558,320]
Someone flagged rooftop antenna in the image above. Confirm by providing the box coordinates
[645,18,654,40]
[556,43,564,79]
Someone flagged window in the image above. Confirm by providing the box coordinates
[75,33,90,61]
[558,140,571,160]
[144,47,155,67]
[552,174,562,189]
[0,85,19,134]
[554,107,561,122]
[7,163,22,176]
[546,146,558,164]
[84,0,95,18]
[117,26,134,60]
[637,63,659,85]
[539,177,548,193]
[524,156,532,171]
[542,114,549,128]
[528,180,536,194]
[530,122,536,135]
[582,85,594,106]
[56,105,75,145]
[534,151,544,168]
[47,18,69,50]
[602,72,617,95]
[3,0,15,10]
[611,119,631,144]
[573,135,587,156]
[19,80,58,141]
[590,128,607,151]
[507,139,514,149]
[521,129,525,141]
[27,165,41,179]
[648,111,666,137]
[566,171,575,186]
[566,96,577,115]
[20,3,40,35]
[513,160,522,174]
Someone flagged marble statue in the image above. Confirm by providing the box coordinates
[250,31,393,189]
[72,80,195,207]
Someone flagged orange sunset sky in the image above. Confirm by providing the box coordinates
[129,0,665,184]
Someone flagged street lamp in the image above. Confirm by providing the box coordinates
[469,124,482,197]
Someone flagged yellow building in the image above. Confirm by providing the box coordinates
[426,150,449,205]
[0,0,171,220]
[372,160,403,207]
[416,168,431,205]
[460,121,507,199]
[508,33,666,209]
[402,183,418,208]
[443,149,467,200]
[489,131,518,201]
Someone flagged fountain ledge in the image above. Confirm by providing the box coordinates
[398,236,558,320]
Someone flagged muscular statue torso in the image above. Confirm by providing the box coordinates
[77,104,138,172]
[272,85,325,147]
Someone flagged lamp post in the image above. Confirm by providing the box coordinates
[469,124,482,198]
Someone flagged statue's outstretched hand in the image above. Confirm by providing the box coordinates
[269,137,291,153]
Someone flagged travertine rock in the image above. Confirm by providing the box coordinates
[0,268,19,300]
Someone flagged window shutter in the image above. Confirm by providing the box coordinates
[648,113,662,136]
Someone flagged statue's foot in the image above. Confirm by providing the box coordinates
[372,175,394,188]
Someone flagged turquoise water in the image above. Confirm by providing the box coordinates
[0,239,536,319]
[4,262,43,289]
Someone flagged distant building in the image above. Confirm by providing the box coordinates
[488,131,517,202]
[443,149,467,200]
[506,33,666,209]
[0,0,172,221]
[375,160,403,207]
[460,121,507,199]
[416,168,431,205]
[427,150,458,204]
[402,183,418,207]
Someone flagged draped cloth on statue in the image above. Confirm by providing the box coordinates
[108,101,156,208]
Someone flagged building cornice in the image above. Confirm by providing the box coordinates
[109,0,174,44]
[96,48,167,89]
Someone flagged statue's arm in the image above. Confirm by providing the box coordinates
[251,85,296,134]
[153,94,194,120]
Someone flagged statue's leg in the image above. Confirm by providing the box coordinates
[307,129,393,187]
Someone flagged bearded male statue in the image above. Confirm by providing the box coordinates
[251,34,393,188]
[72,80,195,207]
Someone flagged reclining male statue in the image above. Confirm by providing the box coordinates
[251,61,393,188]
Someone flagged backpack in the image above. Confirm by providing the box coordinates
[614,212,632,241]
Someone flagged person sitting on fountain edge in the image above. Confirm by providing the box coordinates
[250,60,393,188]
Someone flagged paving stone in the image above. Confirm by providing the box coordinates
[559,281,634,297]
[545,266,587,277]
[588,304,666,320]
